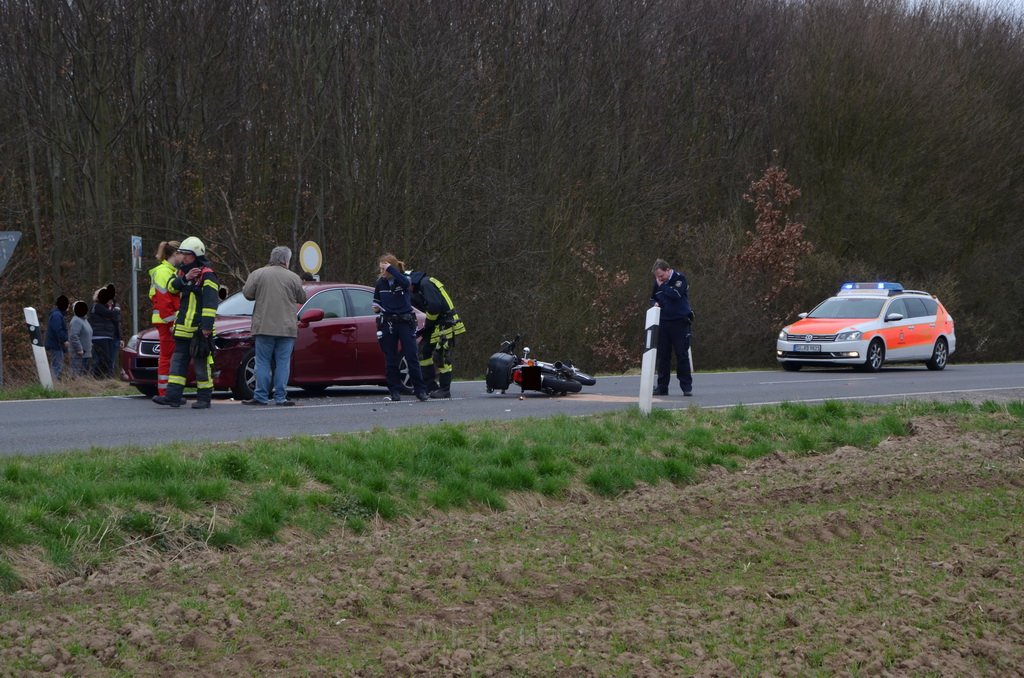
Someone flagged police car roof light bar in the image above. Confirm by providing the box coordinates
[838,281,904,296]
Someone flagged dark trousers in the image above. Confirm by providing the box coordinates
[656,318,692,392]
[92,338,116,378]
[418,333,456,391]
[165,335,213,404]
[378,317,426,396]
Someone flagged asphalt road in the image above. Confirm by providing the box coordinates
[2,363,1023,457]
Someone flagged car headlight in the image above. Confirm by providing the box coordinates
[836,330,863,342]
[778,330,788,340]
[126,334,140,351]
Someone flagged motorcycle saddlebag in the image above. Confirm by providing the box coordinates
[486,352,516,390]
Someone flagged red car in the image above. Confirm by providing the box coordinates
[120,282,423,399]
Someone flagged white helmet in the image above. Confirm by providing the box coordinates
[178,236,205,257]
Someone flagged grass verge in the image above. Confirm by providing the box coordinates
[1,399,1022,592]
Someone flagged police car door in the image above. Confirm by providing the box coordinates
[880,298,911,361]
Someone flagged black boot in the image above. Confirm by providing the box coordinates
[420,363,439,394]
[430,372,452,399]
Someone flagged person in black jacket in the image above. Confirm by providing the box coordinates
[650,258,694,396]
[88,287,121,378]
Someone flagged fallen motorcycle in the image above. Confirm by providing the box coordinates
[485,334,596,396]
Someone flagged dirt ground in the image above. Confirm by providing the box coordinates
[2,414,1023,676]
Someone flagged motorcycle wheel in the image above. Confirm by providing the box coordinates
[541,375,582,394]
[571,371,596,386]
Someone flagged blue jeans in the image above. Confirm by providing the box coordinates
[254,335,295,403]
[47,348,65,379]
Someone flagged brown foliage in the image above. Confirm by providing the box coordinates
[738,166,813,323]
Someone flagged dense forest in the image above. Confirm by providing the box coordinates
[1,0,1021,381]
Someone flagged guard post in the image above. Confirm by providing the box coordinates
[24,307,54,389]
[0,231,24,387]
[638,305,660,414]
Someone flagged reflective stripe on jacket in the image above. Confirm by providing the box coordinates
[170,261,220,338]
[149,260,181,324]
[409,272,465,341]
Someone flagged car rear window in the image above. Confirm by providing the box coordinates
[808,298,885,319]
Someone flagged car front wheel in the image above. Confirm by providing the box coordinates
[857,339,885,373]
[925,338,948,371]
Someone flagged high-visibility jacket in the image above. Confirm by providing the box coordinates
[170,258,220,339]
[409,272,465,342]
[149,260,181,325]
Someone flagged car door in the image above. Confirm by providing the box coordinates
[342,287,387,380]
[879,298,911,360]
[902,297,934,359]
[292,289,356,382]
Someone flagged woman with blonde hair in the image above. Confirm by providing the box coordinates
[149,240,183,396]
[372,253,428,401]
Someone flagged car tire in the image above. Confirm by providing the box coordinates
[135,384,158,397]
[399,356,412,391]
[925,338,948,371]
[857,339,885,373]
[781,362,802,372]
[232,349,256,400]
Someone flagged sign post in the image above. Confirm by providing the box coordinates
[299,241,322,280]
[24,307,53,389]
[0,231,23,387]
[131,235,142,337]
[638,305,660,415]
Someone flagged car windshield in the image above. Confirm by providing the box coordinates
[807,298,885,319]
[217,292,255,316]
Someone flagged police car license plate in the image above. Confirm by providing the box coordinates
[793,344,821,352]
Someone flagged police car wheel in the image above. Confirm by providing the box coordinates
[858,340,885,373]
[925,338,948,371]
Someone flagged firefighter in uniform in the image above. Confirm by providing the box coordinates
[407,271,465,399]
[148,240,182,397]
[153,236,220,409]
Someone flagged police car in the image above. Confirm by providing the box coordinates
[776,282,955,372]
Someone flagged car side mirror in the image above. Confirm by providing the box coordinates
[885,312,903,322]
[797,312,808,319]
[298,308,325,327]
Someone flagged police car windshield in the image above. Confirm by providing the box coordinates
[808,298,885,319]
[217,292,255,316]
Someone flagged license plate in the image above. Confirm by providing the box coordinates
[793,344,821,352]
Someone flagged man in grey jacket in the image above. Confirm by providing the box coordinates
[241,246,308,406]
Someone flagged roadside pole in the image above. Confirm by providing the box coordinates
[0,231,23,387]
[24,307,53,389]
[131,235,142,337]
[639,305,660,414]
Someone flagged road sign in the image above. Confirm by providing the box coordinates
[0,231,21,276]
[299,241,322,275]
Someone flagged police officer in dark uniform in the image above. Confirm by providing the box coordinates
[650,258,694,396]
[373,254,429,402]
[407,271,465,399]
